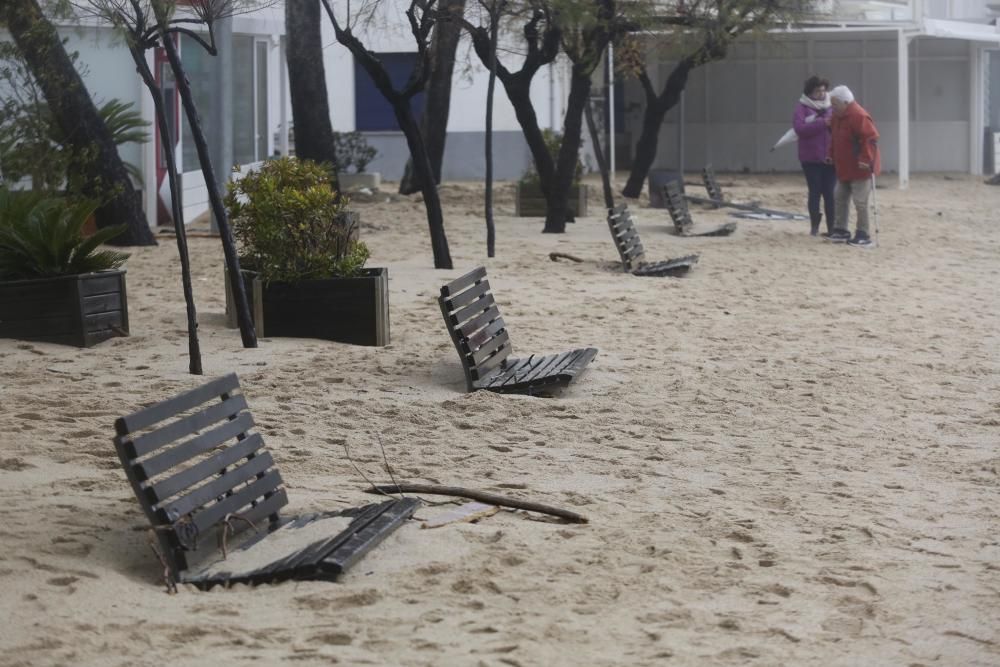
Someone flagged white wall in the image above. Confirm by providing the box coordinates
[627,32,975,174]
[319,0,565,134]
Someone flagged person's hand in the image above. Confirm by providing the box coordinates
[858,161,870,171]
[824,115,832,127]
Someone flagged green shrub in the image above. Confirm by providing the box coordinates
[332,131,377,174]
[0,188,128,280]
[224,157,369,284]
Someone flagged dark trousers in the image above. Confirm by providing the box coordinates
[801,162,837,233]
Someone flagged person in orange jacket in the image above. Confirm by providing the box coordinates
[825,85,880,247]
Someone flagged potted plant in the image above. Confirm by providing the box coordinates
[223,157,389,346]
[0,189,129,347]
[333,131,380,191]
[515,129,589,218]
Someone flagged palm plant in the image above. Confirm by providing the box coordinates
[0,189,128,280]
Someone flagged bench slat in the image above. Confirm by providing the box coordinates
[158,451,276,520]
[190,469,284,536]
[146,433,265,504]
[465,317,506,353]
[136,412,255,481]
[443,279,491,311]
[439,267,487,298]
[470,329,511,366]
[472,343,513,380]
[456,305,502,339]
[116,373,241,435]
[125,395,249,459]
[449,292,497,329]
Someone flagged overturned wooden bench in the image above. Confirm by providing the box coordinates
[702,164,725,202]
[663,181,738,237]
[607,204,699,277]
[113,373,418,590]
[439,267,597,395]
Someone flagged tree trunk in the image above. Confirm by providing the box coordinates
[319,0,452,270]
[285,0,339,187]
[156,16,257,348]
[543,66,591,233]
[399,0,466,195]
[129,42,202,374]
[484,4,499,257]
[394,103,452,269]
[502,75,556,196]
[585,99,614,211]
[622,61,693,199]
[0,0,156,246]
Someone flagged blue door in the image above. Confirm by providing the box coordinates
[354,53,426,131]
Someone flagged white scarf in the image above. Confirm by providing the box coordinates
[799,93,831,111]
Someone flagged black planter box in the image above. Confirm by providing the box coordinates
[0,270,129,347]
[514,182,589,218]
[226,267,389,346]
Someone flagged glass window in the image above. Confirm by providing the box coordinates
[179,35,212,171]
[232,35,255,165]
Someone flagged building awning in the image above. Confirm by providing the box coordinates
[921,18,1000,43]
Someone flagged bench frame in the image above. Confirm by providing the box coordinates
[607,204,700,277]
[663,181,738,237]
[439,267,597,395]
[113,373,418,589]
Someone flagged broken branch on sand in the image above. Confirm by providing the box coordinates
[549,252,585,263]
[364,483,589,524]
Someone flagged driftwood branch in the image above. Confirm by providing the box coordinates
[549,252,584,263]
[365,483,588,523]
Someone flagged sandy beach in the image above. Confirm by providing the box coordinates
[1,173,998,666]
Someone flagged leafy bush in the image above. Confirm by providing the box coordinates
[519,129,584,186]
[333,131,377,174]
[0,189,128,280]
[0,42,149,193]
[224,157,369,284]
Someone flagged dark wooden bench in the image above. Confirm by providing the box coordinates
[113,373,418,590]
[607,205,699,277]
[663,181,738,237]
[702,164,725,202]
[438,267,597,395]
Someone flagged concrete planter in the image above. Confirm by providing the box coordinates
[225,266,390,347]
[514,182,589,218]
[338,172,382,191]
[0,270,129,347]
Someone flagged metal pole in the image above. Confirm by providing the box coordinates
[607,42,615,179]
[898,28,910,189]
[209,16,233,233]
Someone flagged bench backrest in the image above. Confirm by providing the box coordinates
[113,373,287,576]
[703,164,724,201]
[439,267,512,391]
[663,181,693,230]
[607,204,646,272]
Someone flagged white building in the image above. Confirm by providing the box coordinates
[2,0,998,229]
[624,0,1000,187]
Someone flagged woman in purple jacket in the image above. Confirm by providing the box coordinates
[793,76,835,236]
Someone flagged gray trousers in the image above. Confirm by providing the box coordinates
[834,178,872,236]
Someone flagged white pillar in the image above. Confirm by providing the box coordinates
[279,37,289,157]
[898,29,910,189]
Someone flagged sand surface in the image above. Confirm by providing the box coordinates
[1,173,998,666]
